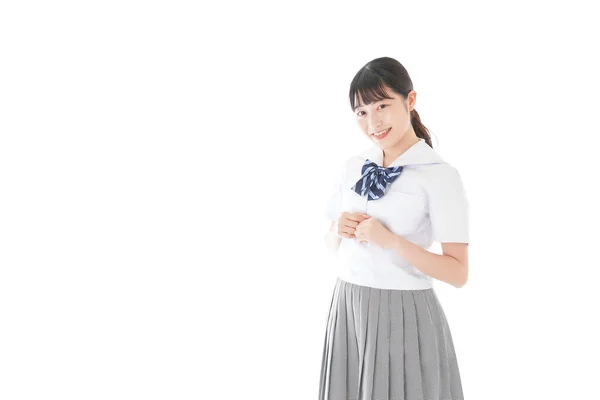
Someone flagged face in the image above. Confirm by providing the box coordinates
[354,86,417,149]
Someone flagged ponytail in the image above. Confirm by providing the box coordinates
[410,108,433,148]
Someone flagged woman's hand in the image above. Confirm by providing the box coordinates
[355,215,396,249]
[336,212,370,239]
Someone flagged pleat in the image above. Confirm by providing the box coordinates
[318,278,464,400]
[413,290,442,400]
[319,278,341,400]
[402,291,424,400]
[371,289,390,400]
[354,284,370,399]
[360,286,380,399]
[426,290,464,399]
[329,280,349,398]
[345,283,360,398]
[388,289,405,399]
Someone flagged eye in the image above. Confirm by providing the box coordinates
[356,104,388,116]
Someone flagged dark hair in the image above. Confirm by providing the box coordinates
[348,57,433,148]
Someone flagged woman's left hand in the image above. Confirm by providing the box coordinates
[355,215,396,249]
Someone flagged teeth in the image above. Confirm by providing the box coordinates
[373,128,390,136]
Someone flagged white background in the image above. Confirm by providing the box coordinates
[1,1,599,399]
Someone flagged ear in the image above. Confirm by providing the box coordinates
[407,90,417,111]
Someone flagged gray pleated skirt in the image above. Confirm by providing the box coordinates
[318,278,464,400]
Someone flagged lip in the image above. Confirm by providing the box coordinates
[371,127,391,140]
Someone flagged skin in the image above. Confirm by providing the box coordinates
[325,84,469,288]
[354,85,420,168]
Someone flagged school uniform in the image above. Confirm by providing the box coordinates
[319,138,469,400]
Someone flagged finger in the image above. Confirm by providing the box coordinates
[339,214,358,225]
[339,230,357,239]
[348,213,370,222]
[341,219,359,229]
[341,212,355,220]
[339,226,356,236]
[347,213,367,222]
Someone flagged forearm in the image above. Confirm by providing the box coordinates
[324,221,342,253]
[387,233,466,288]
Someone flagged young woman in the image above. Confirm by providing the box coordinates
[319,57,469,400]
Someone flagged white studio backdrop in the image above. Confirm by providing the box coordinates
[1,1,599,399]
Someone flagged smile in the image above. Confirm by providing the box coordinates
[371,127,391,139]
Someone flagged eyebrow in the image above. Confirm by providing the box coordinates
[354,97,394,111]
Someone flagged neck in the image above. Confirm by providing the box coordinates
[382,130,420,167]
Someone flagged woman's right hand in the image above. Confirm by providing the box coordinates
[337,212,370,239]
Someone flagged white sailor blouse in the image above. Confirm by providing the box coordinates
[325,138,470,290]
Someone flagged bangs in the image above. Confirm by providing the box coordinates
[349,71,395,112]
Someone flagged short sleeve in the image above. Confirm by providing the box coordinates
[324,162,347,222]
[427,165,469,244]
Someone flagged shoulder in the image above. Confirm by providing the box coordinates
[337,154,365,173]
[419,161,461,178]
[419,162,466,195]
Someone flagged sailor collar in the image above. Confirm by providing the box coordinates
[359,138,446,168]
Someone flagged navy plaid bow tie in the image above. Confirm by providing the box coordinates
[351,159,404,201]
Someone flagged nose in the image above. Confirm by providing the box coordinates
[368,119,382,132]
[367,115,382,131]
